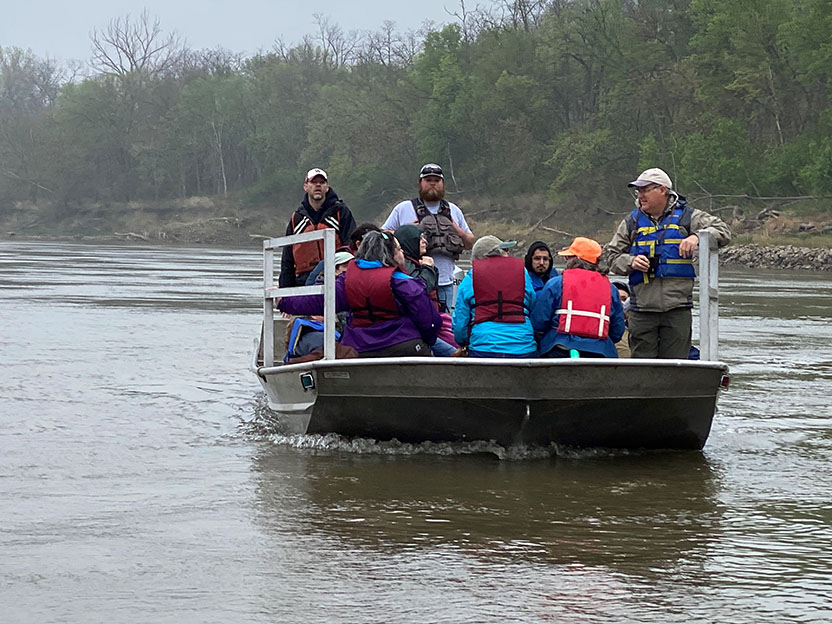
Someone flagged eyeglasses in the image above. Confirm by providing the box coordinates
[420,165,443,177]
[635,184,660,194]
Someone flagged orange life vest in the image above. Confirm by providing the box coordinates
[290,209,343,276]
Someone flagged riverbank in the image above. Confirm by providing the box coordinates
[3,196,832,271]
[720,244,832,272]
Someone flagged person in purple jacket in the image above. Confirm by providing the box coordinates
[277,231,441,358]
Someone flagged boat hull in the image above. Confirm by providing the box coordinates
[254,358,728,450]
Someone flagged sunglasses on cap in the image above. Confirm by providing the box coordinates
[419,164,443,178]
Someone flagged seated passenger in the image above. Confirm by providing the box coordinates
[277,231,440,358]
[284,316,340,362]
[305,246,355,285]
[531,237,625,358]
[524,241,557,293]
[348,222,381,253]
[395,224,458,357]
[394,224,440,302]
[452,235,538,358]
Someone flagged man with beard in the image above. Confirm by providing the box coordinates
[524,241,556,293]
[381,163,475,311]
[278,168,357,287]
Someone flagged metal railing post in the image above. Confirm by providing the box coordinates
[698,230,719,361]
[263,241,275,368]
[322,229,336,360]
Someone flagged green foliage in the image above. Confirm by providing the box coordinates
[4,1,832,220]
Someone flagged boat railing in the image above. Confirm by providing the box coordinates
[259,228,721,365]
[697,230,719,361]
[261,229,337,367]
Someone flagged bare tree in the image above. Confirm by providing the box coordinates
[450,0,553,34]
[90,10,185,78]
[311,14,362,68]
[358,21,422,67]
[0,47,63,111]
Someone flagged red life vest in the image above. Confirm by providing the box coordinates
[344,263,401,327]
[290,209,342,276]
[472,256,527,324]
[556,268,612,339]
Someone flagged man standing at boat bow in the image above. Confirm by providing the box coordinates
[382,163,475,312]
[603,167,731,358]
[278,168,357,287]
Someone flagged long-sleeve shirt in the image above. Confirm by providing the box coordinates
[530,275,626,358]
[278,259,440,353]
[452,268,537,355]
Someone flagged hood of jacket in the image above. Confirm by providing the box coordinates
[524,240,553,281]
[394,224,423,263]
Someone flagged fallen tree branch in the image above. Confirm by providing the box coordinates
[525,208,558,234]
[540,225,576,237]
[113,231,150,241]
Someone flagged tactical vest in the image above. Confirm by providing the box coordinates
[290,206,343,276]
[471,256,527,324]
[411,198,464,259]
[344,263,401,327]
[556,269,611,339]
[627,201,696,287]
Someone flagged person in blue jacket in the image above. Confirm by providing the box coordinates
[524,241,556,292]
[453,235,537,358]
[531,237,626,358]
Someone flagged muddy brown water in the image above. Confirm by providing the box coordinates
[1,241,830,623]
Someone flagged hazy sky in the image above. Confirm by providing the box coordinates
[3,0,459,63]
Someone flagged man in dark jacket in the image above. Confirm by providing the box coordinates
[524,241,556,293]
[278,168,357,287]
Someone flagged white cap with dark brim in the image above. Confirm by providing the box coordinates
[305,168,328,182]
[628,167,672,189]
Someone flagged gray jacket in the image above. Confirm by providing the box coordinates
[602,194,732,313]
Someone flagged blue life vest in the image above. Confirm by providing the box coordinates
[284,318,341,362]
[627,199,696,287]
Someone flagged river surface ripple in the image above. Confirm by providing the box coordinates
[0,241,830,623]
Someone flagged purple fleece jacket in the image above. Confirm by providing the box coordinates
[278,259,441,353]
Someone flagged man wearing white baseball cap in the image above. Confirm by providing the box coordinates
[603,167,731,358]
[279,167,357,287]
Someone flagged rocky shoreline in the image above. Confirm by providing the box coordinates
[720,244,832,272]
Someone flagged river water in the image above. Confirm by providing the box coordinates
[1,240,830,623]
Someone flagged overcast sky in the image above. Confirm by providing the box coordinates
[3,0,459,63]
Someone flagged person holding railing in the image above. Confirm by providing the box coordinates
[276,231,441,358]
[603,168,731,358]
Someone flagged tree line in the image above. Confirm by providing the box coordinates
[2,0,831,223]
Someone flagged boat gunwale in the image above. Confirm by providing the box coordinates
[257,357,729,376]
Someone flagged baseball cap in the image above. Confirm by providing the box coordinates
[333,250,354,266]
[628,167,672,189]
[557,237,603,264]
[419,163,444,179]
[305,168,328,182]
[472,235,517,260]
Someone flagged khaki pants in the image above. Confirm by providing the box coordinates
[628,308,692,359]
